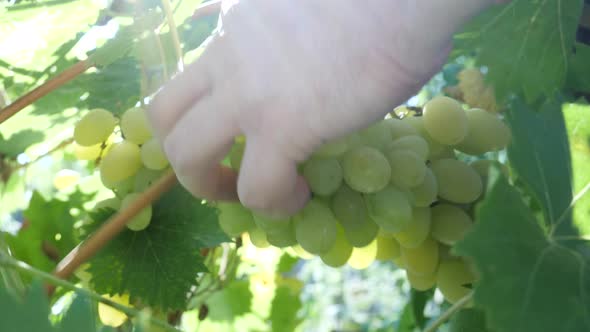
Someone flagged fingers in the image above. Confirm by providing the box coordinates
[163,93,240,201]
[237,135,310,218]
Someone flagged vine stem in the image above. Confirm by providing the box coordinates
[160,0,184,72]
[52,169,178,283]
[0,255,181,332]
[423,292,473,332]
[0,60,92,126]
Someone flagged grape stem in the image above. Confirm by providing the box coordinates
[423,292,473,332]
[0,254,181,332]
[51,169,178,286]
[160,0,184,72]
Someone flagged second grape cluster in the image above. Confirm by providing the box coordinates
[218,96,511,304]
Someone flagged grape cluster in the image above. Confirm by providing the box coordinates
[218,96,511,304]
[73,107,169,231]
[450,68,500,113]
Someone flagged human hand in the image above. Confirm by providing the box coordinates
[148,0,496,217]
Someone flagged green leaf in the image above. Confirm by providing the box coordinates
[449,309,489,332]
[506,96,576,236]
[270,284,302,332]
[0,130,45,158]
[563,102,590,235]
[455,0,583,102]
[397,289,433,332]
[455,173,590,332]
[206,280,252,321]
[87,184,229,310]
[58,294,97,332]
[277,252,299,273]
[566,43,590,93]
[0,282,53,332]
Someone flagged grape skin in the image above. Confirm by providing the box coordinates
[74,109,117,146]
[218,202,256,237]
[437,259,476,304]
[293,200,338,254]
[401,237,439,276]
[141,138,169,170]
[431,204,472,246]
[386,117,419,140]
[266,220,297,248]
[120,107,153,145]
[375,235,401,260]
[248,228,270,248]
[342,146,391,193]
[365,186,412,233]
[430,158,483,204]
[303,157,343,196]
[423,96,468,145]
[121,193,153,231]
[386,150,426,189]
[320,225,353,268]
[410,168,438,207]
[347,240,377,270]
[407,270,436,291]
[386,135,429,161]
[456,108,511,155]
[100,141,142,184]
[393,207,431,248]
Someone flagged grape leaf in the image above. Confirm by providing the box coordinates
[566,43,590,93]
[5,191,86,274]
[505,96,576,237]
[449,309,489,332]
[397,289,433,332]
[563,102,590,235]
[205,280,252,321]
[0,130,45,158]
[87,184,229,310]
[455,0,583,102]
[58,293,97,332]
[270,283,302,332]
[455,173,590,332]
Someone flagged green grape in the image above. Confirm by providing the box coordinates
[431,204,473,246]
[248,227,270,248]
[407,270,436,291]
[120,107,152,145]
[217,202,256,237]
[469,159,509,179]
[422,96,468,145]
[74,109,117,146]
[121,193,152,231]
[266,221,297,248]
[73,142,104,160]
[386,150,426,189]
[456,108,511,155]
[331,184,378,247]
[229,138,245,170]
[100,141,142,184]
[313,136,349,158]
[401,237,439,276]
[320,224,353,267]
[344,217,379,248]
[392,255,406,269]
[292,244,314,259]
[386,117,419,140]
[411,168,438,207]
[342,146,391,193]
[430,159,483,204]
[393,207,431,248]
[133,168,163,192]
[429,147,456,161]
[365,186,412,233]
[402,116,446,159]
[347,240,377,270]
[94,197,121,211]
[437,259,476,304]
[359,121,392,150]
[112,175,135,197]
[386,135,429,161]
[293,200,338,254]
[141,138,169,170]
[375,235,401,260]
[253,214,291,234]
[303,157,343,196]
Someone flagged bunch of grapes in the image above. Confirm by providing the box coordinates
[452,68,500,113]
[73,107,169,231]
[218,96,511,304]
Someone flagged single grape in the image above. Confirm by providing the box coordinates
[375,235,401,260]
[456,108,511,155]
[430,158,483,204]
[94,197,122,211]
[74,109,117,146]
[330,185,379,247]
[120,107,152,145]
[141,138,169,170]
[112,175,135,197]
[313,136,349,158]
[347,240,377,270]
[402,116,446,158]
[342,146,391,193]
[437,259,476,304]
[401,237,439,276]
[320,225,353,268]
[133,168,163,192]
[248,228,270,248]
[359,121,392,150]
[407,270,436,291]
[217,202,256,237]
[100,141,142,184]
[293,200,338,254]
[393,207,431,248]
[386,150,427,189]
[392,255,406,269]
[266,221,297,248]
[303,157,343,196]
[410,168,438,207]
[431,204,473,246]
[365,186,412,233]
[386,117,419,140]
[121,193,153,231]
[73,142,103,160]
[253,214,291,234]
[423,96,468,145]
[469,159,510,179]
[386,135,429,161]
[98,293,130,327]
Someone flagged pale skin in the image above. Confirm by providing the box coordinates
[147,0,500,218]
